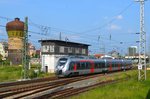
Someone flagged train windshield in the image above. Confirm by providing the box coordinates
[58,58,68,66]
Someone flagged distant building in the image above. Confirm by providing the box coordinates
[28,43,36,58]
[35,50,41,58]
[30,58,41,65]
[0,42,8,60]
[128,46,137,56]
[108,50,119,59]
[94,54,104,59]
[125,54,149,63]
[30,49,41,65]
[101,55,115,59]
[39,39,90,73]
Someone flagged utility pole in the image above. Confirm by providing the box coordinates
[23,17,29,79]
[135,0,147,80]
[59,32,62,40]
[98,35,105,55]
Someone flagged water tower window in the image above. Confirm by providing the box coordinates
[16,32,18,36]
[12,32,14,36]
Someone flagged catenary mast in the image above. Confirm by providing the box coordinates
[135,0,147,80]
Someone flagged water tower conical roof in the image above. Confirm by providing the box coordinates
[6,18,24,31]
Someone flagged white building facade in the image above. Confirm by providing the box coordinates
[128,46,137,56]
[39,40,89,73]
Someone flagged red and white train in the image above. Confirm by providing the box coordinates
[55,56,132,77]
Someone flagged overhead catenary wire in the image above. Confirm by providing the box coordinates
[0,1,138,54]
[0,22,138,48]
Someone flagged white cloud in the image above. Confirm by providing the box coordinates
[109,24,121,30]
[116,15,123,20]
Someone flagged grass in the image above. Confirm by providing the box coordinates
[1,66,150,98]
[0,65,55,82]
[0,66,22,82]
[71,70,150,99]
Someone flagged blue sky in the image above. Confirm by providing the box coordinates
[0,0,150,55]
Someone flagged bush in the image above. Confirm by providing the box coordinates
[29,70,38,79]
[0,59,11,66]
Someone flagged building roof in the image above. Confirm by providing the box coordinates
[94,54,104,57]
[39,39,90,46]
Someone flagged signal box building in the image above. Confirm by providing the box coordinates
[39,39,90,73]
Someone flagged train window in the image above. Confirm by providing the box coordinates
[107,62,110,67]
[58,58,67,66]
[126,63,127,66]
[123,62,125,66]
[94,62,104,69]
[98,63,101,68]
[85,62,90,69]
[94,62,97,68]
[112,62,115,67]
[117,62,120,67]
[126,63,128,66]
[77,63,81,70]
[101,62,105,68]
[120,62,122,67]
[123,63,125,67]
[69,62,75,70]
[80,62,86,69]
[98,62,101,68]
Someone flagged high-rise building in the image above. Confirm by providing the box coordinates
[128,46,137,56]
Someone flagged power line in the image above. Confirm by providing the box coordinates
[0,22,138,47]
[0,1,138,54]
[27,1,134,38]
[73,1,134,35]
[0,16,12,21]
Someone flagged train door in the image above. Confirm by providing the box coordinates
[73,63,77,71]
[90,61,94,73]
[122,60,126,71]
[109,60,112,71]
[118,61,121,70]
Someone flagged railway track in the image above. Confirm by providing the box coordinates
[46,79,121,99]
[38,73,132,99]
[0,76,58,88]
[0,73,104,99]
[0,69,133,99]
